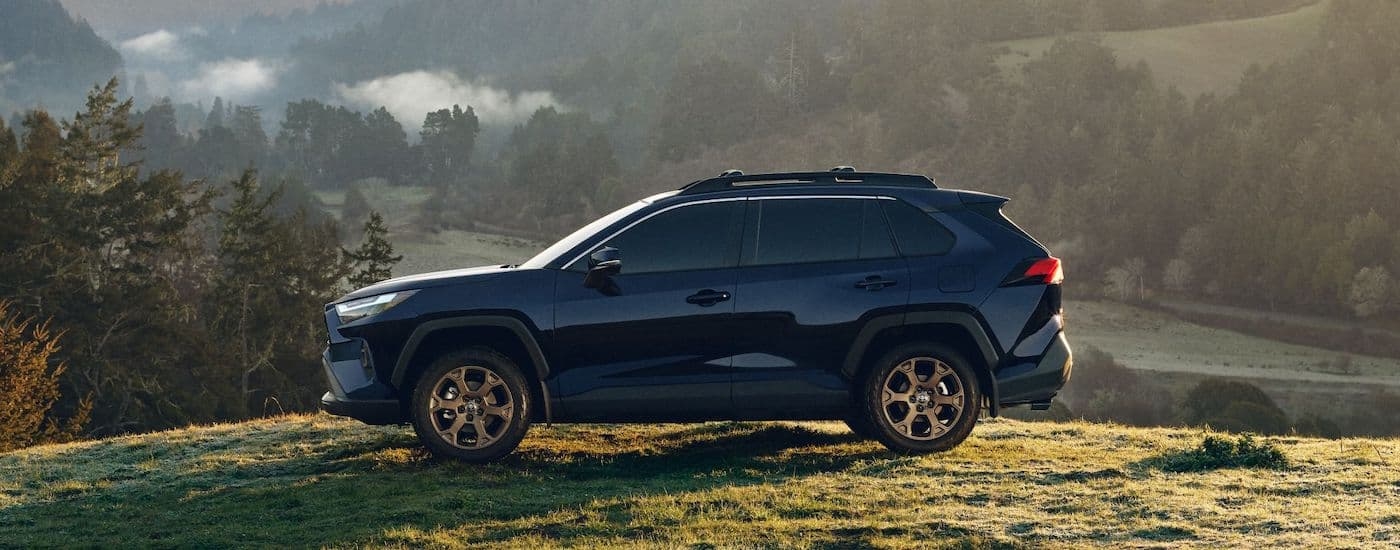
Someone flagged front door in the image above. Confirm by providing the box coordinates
[552,199,745,422]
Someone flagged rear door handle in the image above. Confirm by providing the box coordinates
[855,276,897,291]
[685,289,732,307]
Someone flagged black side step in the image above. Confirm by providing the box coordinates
[1029,400,1053,411]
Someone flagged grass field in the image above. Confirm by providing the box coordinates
[2,415,1397,548]
[995,1,1326,98]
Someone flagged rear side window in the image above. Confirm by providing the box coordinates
[881,199,955,256]
[598,201,743,274]
[745,198,896,266]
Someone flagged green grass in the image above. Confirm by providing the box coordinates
[2,415,1398,547]
[996,2,1327,97]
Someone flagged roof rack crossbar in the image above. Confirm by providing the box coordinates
[678,170,937,195]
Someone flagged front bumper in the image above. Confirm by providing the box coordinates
[319,342,404,425]
[320,391,403,425]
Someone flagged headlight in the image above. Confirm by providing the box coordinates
[335,291,417,323]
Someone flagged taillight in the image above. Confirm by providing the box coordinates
[1002,257,1063,286]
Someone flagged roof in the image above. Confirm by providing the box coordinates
[676,167,938,196]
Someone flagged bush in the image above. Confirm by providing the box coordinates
[0,302,89,451]
[1180,378,1290,435]
[1155,434,1289,472]
[1057,345,1172,426]
[1293,414,1342,438]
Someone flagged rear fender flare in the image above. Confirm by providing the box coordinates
[842,311,1003,415]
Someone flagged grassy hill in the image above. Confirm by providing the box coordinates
[996,1,1328,98]
[2,415,1397,547]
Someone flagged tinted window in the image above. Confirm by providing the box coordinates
[598,201,741,274]
[882,199,955,256]
[860,199,897,259]
[747,198,895,266]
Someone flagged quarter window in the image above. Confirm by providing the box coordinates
[881,199,955,256]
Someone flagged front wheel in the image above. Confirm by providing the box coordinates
[410,347,531,462]
[859,343,981,454]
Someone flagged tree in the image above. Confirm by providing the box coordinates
[136,98,181,171]
[341,184,372,232]
[1348,266,1393,318]
[344,212,402,288]
[0,116,17,167]
[206,96,226,129]
[212,170,349,418]
[651,56,772,161]
[420,104,479,186]
[0,80,215,433]
[1104,258,1148,301]
[0,302,90,451]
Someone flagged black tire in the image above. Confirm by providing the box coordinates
[859,342,981,454]
[410,347,531,462]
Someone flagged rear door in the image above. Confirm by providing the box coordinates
[729,196,910,416]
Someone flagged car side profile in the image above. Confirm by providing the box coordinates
[320,167,1072,462]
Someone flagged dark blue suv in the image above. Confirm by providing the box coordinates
[321,168,1071,462]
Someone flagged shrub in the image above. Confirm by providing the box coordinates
[1293,414,1342,438]
[1179,378,1290,435]
[0,302,90,451]
[1155,434,1289,472]
[1057,345,1172,426]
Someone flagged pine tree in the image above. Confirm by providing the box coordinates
[344,212,402,288]
[0,117,17,167]
[341,184,371,231]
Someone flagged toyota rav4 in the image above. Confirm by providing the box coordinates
[320,167,1072,462]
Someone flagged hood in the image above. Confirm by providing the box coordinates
[336,265,517,302]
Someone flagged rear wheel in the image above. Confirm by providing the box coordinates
[410,348,531,462]
[859,343,981,454]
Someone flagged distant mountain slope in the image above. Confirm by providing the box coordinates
[1,415,1395,546]
[996,1,1327,97]
[0,0,122,116]
[59,0,369,37]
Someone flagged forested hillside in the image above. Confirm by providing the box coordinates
[0,0,122,116]
[3,0,1398,441]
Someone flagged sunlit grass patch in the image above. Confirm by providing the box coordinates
[1,415,1398,547]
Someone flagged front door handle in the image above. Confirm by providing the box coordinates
[855,275,897,291]
[685,289,732,307]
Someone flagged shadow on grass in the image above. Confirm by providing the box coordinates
[0,422,888,547]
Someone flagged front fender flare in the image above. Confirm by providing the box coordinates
[390,315,552,388]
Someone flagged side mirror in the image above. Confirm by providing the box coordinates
[583,247,622,294]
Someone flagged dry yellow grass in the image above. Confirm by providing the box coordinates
[1,414,1397,547]
[996,2,1327,98]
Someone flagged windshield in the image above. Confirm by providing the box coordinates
[519,200,650,269]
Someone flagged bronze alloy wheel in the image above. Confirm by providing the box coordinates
[427,365,515,450]
[880,356,967,441]
[411,347,531,462]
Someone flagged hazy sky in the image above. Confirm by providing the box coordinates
[59,0,362,37]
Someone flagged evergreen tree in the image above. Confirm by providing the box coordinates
[341,184,371,231]
[0,117,17,167]
[206,97,226,129]
[344,212,402,288]
[420,104,479,186]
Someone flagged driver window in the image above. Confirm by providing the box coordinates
[576,201,742,274]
